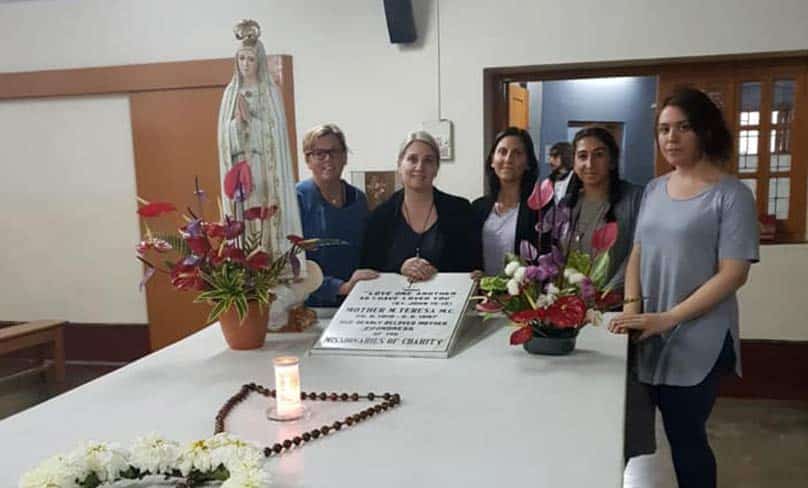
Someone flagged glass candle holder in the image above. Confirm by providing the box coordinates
[267,356,304,421]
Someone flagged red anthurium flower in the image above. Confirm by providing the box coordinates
[475,299,503,314]
[510,326,534,345]
[223,160,253,200]
[186,235,211,255]
[592,222,618,253]
[137,201,176,217]
[244,205,278,221]
[205,219,244,239]
[510,308,547,324]
[170,263,206,291]
[207,249,226,267]
[546,296,587,328]
[595,290,624,311]
[246,250,270,270]
[527,178,554,211]
[222,245,246,263]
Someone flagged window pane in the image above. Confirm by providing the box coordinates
[740,82,761,112]
[773,80,795,124]
[740,178,757,199]
[768,177,790,219]
[770,128,792,172]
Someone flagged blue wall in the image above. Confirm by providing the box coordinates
[535,76,657,185]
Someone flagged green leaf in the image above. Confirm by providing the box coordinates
[566,250,591,275]
[590,252,611,289]
[479,276,508,293]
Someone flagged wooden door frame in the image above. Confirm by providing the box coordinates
[484,50,808,242]
[0,56,299,176]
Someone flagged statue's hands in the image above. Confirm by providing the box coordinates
[401,257,437,283]
[338,269,380,296]
[234,93,249,125]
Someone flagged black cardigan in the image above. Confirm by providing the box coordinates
[361,188,481,273]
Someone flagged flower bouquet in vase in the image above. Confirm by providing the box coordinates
[135,164,340,350]
[476,179,623,355]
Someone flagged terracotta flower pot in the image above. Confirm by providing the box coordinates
[218,301,270,350]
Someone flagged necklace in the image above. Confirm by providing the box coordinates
[403,199,435,233]
[402,199,435,258]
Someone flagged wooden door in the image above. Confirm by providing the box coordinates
[508,82,530,129]
[130,87,224,350]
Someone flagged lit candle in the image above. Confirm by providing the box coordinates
[272,356,303,420]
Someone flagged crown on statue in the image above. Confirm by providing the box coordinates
[233,19,261,46]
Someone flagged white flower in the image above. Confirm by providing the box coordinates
[536,293,557,308]
[513,266,527,283]
[177,439,215,476]
[545,283,560,296]
[130,434,181,475]
[504,261,520,277]
[209,434,264,473]
[19,454,80,488]
[68,441,129,484]
[567,272,586,285]
[222,465,270,488]
[506,279,520,296]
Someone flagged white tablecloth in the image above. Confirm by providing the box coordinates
[0,316,627,487]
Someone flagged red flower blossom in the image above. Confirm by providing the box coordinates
[510,326,534,345]
[136,237,172,255]
[186,235,211,255]
[204,219,244,239]
[246,250,270,270]
[221,245,246,264]
[223,160,253,200]
[592,222,618,253]
[595,290,624,311]
[546,296,586,328]
[244,205,278,221]
[136,201,176,217]
[170,262,206,291]
[510,308,547,324]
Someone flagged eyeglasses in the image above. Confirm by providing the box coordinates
[305,148,344,161]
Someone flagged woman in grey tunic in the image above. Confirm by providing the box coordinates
[564,127,653,462]
[610,88,759,488]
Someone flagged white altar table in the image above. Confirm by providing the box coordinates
[0,316,627,487]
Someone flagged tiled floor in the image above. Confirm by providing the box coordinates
[2,362,807,487]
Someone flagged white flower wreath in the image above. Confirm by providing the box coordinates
[19,433,269,488]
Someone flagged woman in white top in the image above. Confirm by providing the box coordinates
[471,127,540,276]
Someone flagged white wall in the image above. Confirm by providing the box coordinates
[1,0,807,337]
[0,96,147,323]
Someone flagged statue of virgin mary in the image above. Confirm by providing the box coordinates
[217,19,304,278]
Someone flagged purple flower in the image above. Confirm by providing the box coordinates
[525,265,542,281]
[184,218,203,238]
[519,240,539,263]
[580,277,596,303]
[536,252,560,281]
[540,206,571,239]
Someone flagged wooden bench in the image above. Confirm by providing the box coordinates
[0,321,65,390]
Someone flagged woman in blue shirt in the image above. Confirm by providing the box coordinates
[611,88,759,487]
[297,124,378,307]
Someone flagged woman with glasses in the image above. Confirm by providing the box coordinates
[610,87,759,487]
[361,131,480,281]
[297,124,378,307]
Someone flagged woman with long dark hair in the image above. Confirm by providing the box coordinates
[471,127,539,275]
[564,127,643,289]
[610,87,759,487]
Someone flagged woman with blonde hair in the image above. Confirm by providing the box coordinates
[361,131,480,280]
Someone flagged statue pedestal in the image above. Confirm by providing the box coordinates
[267,261,323,332]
